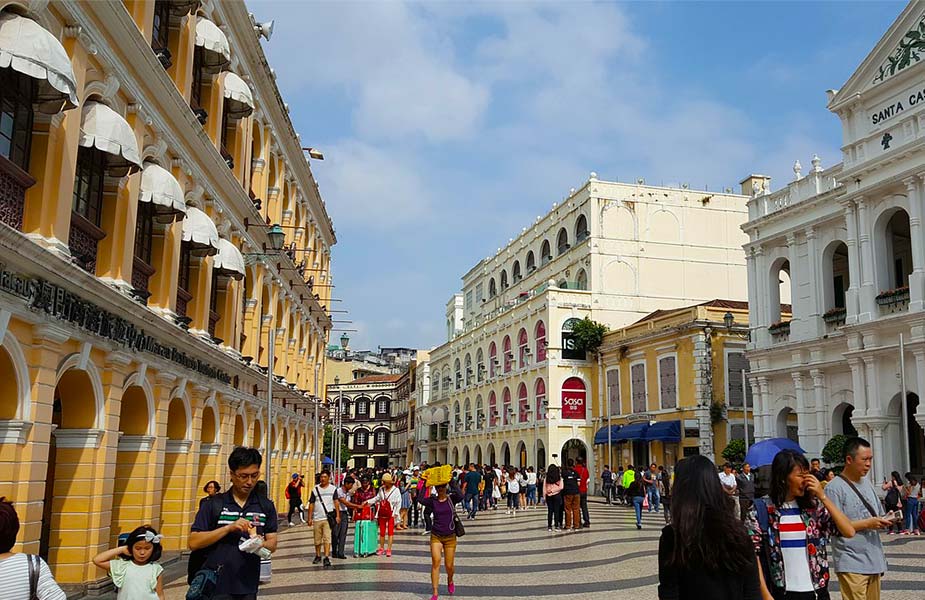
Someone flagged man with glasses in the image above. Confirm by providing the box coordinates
[189,447,278,600]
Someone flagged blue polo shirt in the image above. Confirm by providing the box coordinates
[191,492,278,595]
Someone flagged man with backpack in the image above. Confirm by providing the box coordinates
[601,465,614,504]
[188,446,278,600]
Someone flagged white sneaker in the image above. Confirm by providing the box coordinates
[289,521,295,527]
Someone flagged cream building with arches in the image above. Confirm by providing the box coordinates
[0,0,334,590]
[422,173,750,483]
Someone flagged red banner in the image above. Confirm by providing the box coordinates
[561,389,586,420]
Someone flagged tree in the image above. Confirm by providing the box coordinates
[322,424,351,468]
[570,317,609,354]
[822,434,850,466]
[722,438,746,465]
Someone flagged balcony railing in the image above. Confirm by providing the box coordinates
[68,212,105,274]
[0,154,35,231]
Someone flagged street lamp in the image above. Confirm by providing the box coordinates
[333,376,341,481]
[340,332,350,350]
[267,224,286,251]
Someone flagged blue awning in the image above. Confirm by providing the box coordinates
[644,420,681,442]
[593,425,622,445]
[616,421,649,441]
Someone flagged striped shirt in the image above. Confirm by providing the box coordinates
[780,502,814,592]
[0,554,67,600]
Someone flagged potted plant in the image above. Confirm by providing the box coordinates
[822,306,847,324]
[768,320,791,335]
[876,285,909,306]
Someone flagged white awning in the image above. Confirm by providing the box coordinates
[194,16,230,72]
[213,237,245,280]
[0,13,78,113]
[78,101,142,175]
[222,72,254,119]
[139,162,186,223]
[181,206,219,256]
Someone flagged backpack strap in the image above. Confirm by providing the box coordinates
[28,555,39,600]
[753,498,770,535]
[209,493,225,528]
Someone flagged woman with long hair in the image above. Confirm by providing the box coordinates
[505,468,521,514]
[417,476,464,600]
[881,470,904,534]
[746,450,855,600]
[658,455,759,599]
[544,464,564,531]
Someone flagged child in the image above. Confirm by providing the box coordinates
[399,477,412,530]
[93,525,164,600]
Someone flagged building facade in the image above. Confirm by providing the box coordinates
[595,300,757,470]
[424,174,750,478]
[743,2,925,482]
[327,374,402,469]
[412,351,431,464]
[389,369,410,465]
[0,0,334,589]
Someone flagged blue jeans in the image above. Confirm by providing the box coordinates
[464,492,479,517]
[905,497,920,532]
[632,496,644,526]
[647,486,660,512]
[526,484,537,504]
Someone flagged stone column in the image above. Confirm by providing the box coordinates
[748,376,764,440]
[805,227,824,337]
[811,369,828,452]
[847,357,868,417]
[759,377,773,437]
[746,248,759,330]
[863,355,882,418]
[792,371,818,455]
[906,177,925,311]
[857,197,877,322]
[844,202,862,324]
[753,247,770,346]
[870,423,888,485]
[786,234,800,335]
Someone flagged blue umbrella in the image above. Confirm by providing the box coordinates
[744,438,805,468]
[321,456,334,466]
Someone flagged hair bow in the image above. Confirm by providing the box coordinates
[142,531,163,544]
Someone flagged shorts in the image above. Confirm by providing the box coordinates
[378,517,395,537]
[430,533,457,550]
[312,519,332,545]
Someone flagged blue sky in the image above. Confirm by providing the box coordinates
[256,0,904,352]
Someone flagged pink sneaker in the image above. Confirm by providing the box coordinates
[448,582,456,595]
[430,596,438,600]
[376,548,384,556]
[386,549,392,557]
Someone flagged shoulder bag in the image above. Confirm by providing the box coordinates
[837,474,880,518]
[27,554,39,600]
[315,486,338,529]
[452,511,466,538]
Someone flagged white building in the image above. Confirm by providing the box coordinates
[422,173,750,473]
[743,2,925,481]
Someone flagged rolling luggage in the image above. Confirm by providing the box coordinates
[353,519,378,557]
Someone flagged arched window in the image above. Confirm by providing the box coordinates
[768,259,792,327]
[576,268,588,291]
[502,335,513,373]
[561,377,587,419]
[489,391,498,427]
[464,353,472,386]
[518,382,529,422]
[535,379,547,420]
[822,241,850,317]
[562,317,585,360]
[526,251,536,273]
[433,375,440,396]
[556,227,570,255]
[540,240,551,265]
[354,429,368,449]
[375,429,388,447]
[512,261,522,283]
[463,398,471,431]
[453,400,461,431]
[489,342,498,378]
[476,348,485,382]
[377,397,388,416]
[489,278,497,298]
[502,387,512,425]
[475,395,484,428]
[356,397,369,417]
[500,269,508,291]
[454,358,462,389]
[575,214,589,242]
[535,320,547,362]
[518,327,529,368]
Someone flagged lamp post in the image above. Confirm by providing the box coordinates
[313,362,320,475]
[334,375,341,482]
[266,323,275,494]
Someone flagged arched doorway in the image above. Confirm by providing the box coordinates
[0,344,20,420]
[451,447,459,467]
[516,441,527,468]
[888,392,924,476]
[463,446,470,466]
[233,412,246,446]
[475,445,483,465]
[161,396,191,550]
[42,367,100,562]
[776,407,798,442]
[560,438,588,467]
[535,439,546,469]
[111,384,151,547]
[832,402,858,437]
[501,442,511,467]
[487,443,496,466]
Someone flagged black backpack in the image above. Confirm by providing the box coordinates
[186,493,275,584]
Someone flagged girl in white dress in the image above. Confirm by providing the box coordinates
[93,525,164,600]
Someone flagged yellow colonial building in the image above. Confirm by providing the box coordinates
[0,0,334,590]
[594,300,761,470]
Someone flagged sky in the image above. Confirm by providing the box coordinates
[254,0,905,352]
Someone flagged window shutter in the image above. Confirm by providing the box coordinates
[727,352,751,408]
[607,370,620,415]
[659,357,677,409]
[631,363,646,413]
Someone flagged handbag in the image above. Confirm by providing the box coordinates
[453,512,466,538]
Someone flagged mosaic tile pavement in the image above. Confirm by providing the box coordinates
[156,499,925,600]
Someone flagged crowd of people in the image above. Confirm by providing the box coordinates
[0,437,917,600]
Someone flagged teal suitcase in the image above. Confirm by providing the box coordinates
[353,520,378,557]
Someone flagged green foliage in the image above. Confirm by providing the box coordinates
[722,438,747,464]
[570,317,609,354]
[710,402,726,425]
[323,424,351,468]
[822,434,850,466]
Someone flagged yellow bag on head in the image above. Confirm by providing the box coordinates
[422,465,452,487]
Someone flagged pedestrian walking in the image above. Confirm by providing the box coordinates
[525,467,538,508]
[483,464,498,510]
[628,471,645,530]
[188,447,278,598]
[93,525,165,600]
[881,471,904,534]
[285,473,304,526]
[537,468,546,506]
[622,464,636,505]
[737,463,756,522]
[418,476,464,600]
[399,476,412,530]
[365,472,402,556]
[718,462,738,518]
[0,497,66,600]
[518,468,527,509]
[601,464,614,504]
[657,455,760,599]
[643,463,660,513]
[462,464,481,519]
[308,470,341,567]
[333,475,359,559]
[505,468,521,514]
[903,473,921,535]
[544,464,564,531]
[199,481,222,509]
[562,459,581,531]
[659,465,672,524]
[575,458,591,527]
[746,449,856,600]
[825,437,894,600]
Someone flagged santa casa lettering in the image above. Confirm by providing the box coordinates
[562,397,584,407]
[870,84,925,125]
